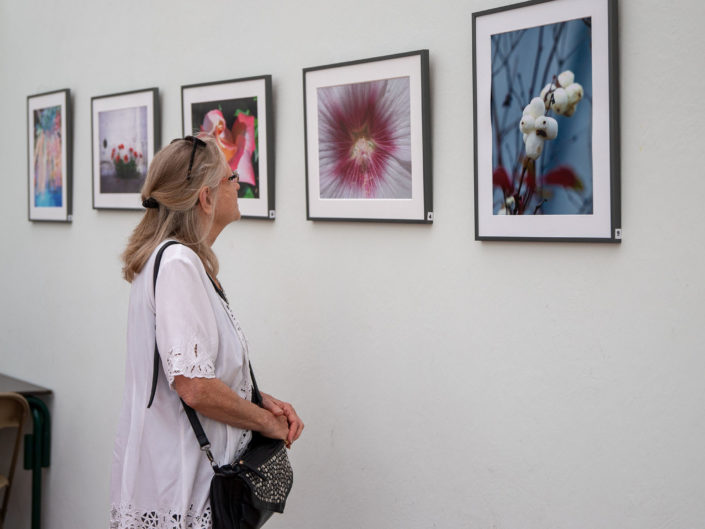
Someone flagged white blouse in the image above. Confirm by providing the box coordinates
[111,241,253,529]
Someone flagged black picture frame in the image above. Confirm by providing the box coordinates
[303,50,433,223]
[472,0,620,241]
[27,89,72,222]
[181,76,275,220]
[91,87,160,210]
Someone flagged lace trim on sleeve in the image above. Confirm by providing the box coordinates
[110,503,211,529]
[164,342,216,388]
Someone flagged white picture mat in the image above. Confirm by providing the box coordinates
[28,91,69,221]
[183,79,270,219]
[305,54,426,220]
[92,90,156,209]
[475,0,612,238]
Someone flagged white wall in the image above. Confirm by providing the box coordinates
[1,0,704,527]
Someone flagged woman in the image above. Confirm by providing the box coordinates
[110,135,303,528]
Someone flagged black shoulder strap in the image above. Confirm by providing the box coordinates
[249,363,263,407]
[147,240,181,408]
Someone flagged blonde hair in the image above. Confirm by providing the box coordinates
[121,135,228,282]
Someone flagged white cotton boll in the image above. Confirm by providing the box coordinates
[520,114,535,134]
[525,132,544,160]
[525,97,545,118]
[566,83,583,105]
[558,70,575,87]
[523,132,528,142]
[540,83,555,109]
[550,88,569,114]
[563,103,577,117]
[535,116,558,140]
[505,196,516,209]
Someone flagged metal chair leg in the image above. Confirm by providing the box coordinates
[23,397,50,529]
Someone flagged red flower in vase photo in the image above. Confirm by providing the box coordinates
[95,97,153,200]
[109,142,144,180]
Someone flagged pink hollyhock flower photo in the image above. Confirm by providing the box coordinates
[317,77,411,199]
[200,109,257,186]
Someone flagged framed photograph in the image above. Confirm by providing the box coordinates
[27,89,72,222]
[304,50,432,223]
[91,88,159,210]
[473,0,620,241]
[182,76,274,219]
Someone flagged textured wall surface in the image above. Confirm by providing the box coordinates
[1,0,704,527]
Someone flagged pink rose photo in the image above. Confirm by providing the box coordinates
[182,77,274,219]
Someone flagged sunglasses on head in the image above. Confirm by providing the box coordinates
[170,136,206,180]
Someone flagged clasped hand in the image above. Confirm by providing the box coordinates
[261,392,304,448]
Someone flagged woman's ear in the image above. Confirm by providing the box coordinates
[197,186,214,215]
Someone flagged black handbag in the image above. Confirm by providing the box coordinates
[148,241,294,529]
[182,366,293,529]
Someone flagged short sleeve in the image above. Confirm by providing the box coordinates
[155,248,219,388]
